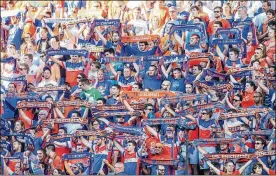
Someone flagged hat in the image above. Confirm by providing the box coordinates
[169,6,177,12]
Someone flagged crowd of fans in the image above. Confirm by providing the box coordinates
[0,0,276,175]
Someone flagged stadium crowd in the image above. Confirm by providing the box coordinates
[0,0,276,175]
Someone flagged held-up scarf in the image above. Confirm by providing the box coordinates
[1,76,26,81]
[215,28,241,39]
[95,104,144,111]
[205,150,275,160]
[29,152,44,175]
[55,100,91,107]
[141,158,179,166]
[232,129,275,139]
[93,111,142,118]
[108,123,144,136]
[85,44,104,53]
[227,67,260,75]
[160,94,208,106]
[212,38,244,45]
[43,18,90,24]
[204,69,228,79]
[6,92,39,99]
[213,126,241,133]
[2,132,34,143]
[74,130,115,138]
[220,108,271,120]
[142,118,196,130]
[193,138,243,147]
[94,19,120,27]
[46,49,89,58]
[62,152,91,160]
[194,80,233,91]
[175,102,225,117]
[119,91,181,100]
[255,76,276,82]
[121,35,160,43]
[16,101,52,109]
[169,24,206,39]
[31,86,66,92]
[42,118,88,124]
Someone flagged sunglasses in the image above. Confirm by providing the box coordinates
[201,112,207,115]
[147,109,153,111]
[40,55,45,58]
[214,11,220,13]
[255,142,262,145]
[233,99,240,102]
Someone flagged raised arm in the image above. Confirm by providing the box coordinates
[97,118,110,126]
[94,27,108,45]
[174,32,185,47]
[133,63,139,78]
[49,56,63,66]
[215,45,226,61]
[161,65,169,79]
[198,147,221,175]
[18,109,32,125]
[144,125,158,138]
[238,159,252,174]
[54,107,66,118]
[64,160,74,175]
[80,136,92,149]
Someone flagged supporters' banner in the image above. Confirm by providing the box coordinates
[175,102,225,117]
[108,123,144,136]
[0,57,16,75]
[205,150,275,160]
[55,100,91,107]
[232,129,275,138]
[16,101,52,109]
[44,18,76,23]
[93,111,142,117]
[212,38,244,45]
[1,76,26,92]
[46,49,89,58]
[232,20,258,44]
[120,91,182,100]
[29,152,44,175]
[142,158,179,166]
[194,80,234,91]
[1,10,20,18]
[160,94,208,106]
[220,108,271,120]
[31,86,66,92]
[42,118,88,124]
[93,19,121,33]
[121,35,160,43]
[62,153,90,170]
[142,118,196,130]
[215,28,241,39]
[186,52,212,68]
[193,138,243,147]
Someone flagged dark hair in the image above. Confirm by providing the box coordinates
[50,36,60,42]
[24,54,33,61]
[127,140,137,147]
[41,27,49,33]
[97,98,106,104]
[214,6,223,12]
[255,137,266,145]
[79,78,90,85]
[133,83,142,90]
[247,81,257,91]
[104,48,115,55]
[266,9,275,15]
[234,94,243,101]
[71,111,81,118]
[78,73,87,79]
[190,5,200,11]
[193,65,203,71]
[43,66,51,74]
[262,0,271,7]
[144,103,153,110]
[214,21,223,27]
[252,163,263,174]
[45,144,55,152]
[112,84,121,91]
[59,127,67,134]
[92,61,101,69]
[229,48,240,56]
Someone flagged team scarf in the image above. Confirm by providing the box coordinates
[42,118,88,124]
[141,158,179,166]
[55,100,91,107]
[204,69,228,79]
[93,19,120,27]
[115,134,146,141]
[93,111,142,118]
[2,132,34,143]
[16,101,52,109]
[1,9,20,18]
[232,20,258,44]
[232,129,275,139]
[46,49,89,58]
[43,18,89,24]
[120,91,182,100]
[74,130,115,139]
[108,123,144,136]
[220,108,271,120]
[175,102,225,117]
[237,108,272,114]
[227,67,260,75]
[194,80,234,91]
[31,86,66,92]
[193,138,243,147]
[169,23,206,40]
[255,75,276,82]
[213,126,242,133]
[160,94,208,106]
[62,152,91,160]
[121,35,160,43]
[6,92,39,100]
[205,150,275,160]
[29,152,44,175]
[51,134,73,140]
[215,28,241,39]
[94,104,144,111]
[212,38,244,45]
[1,75,26,82]
[142,118,197,130]
[83,44,104,53]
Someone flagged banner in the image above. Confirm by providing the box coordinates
[232,129,274,138]
[29,152,44,175]
[62,152,90,170]
[169,24,206,40]
[215,28,241,39]
[194,80,233,91]
[6,92,39,100]
[85,45,104,52]
[121,35,160,43]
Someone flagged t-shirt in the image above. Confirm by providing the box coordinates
[142,73,163,90]
[122,152,140,175]
[8,25,23,50]
[197,118,216,147]
[168,75,186,92]
[80,87,102,103]
[220,170,241,175]
[91,145,109,174]
[61,61,84,86]
[96,80,113,97]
